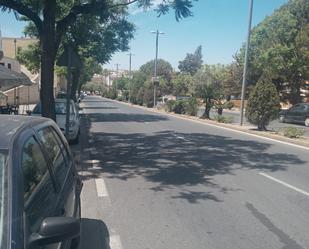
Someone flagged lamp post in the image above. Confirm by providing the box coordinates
[240,0,254,126]
[127,52,135,103]
[151,30,164,107]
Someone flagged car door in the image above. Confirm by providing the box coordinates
[297,104,308,124]
[21,135,59,249]
[285,104,301,123]
[36,126,81,248]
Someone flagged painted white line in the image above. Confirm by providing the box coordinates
[95,179,109,197]
[259,172,309,197]
[90,159,100,164]
[154,109,309,151]
[109,235,123,249]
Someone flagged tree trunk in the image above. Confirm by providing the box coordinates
[70,70,81,101]
[40,1,56,120]
[201,99,211,119]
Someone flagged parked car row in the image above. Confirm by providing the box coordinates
[0,115,82,249]
[30,98,81,144]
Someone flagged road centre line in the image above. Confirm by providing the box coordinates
[95,178,109,197]
[109,235,123,249]
[259,172,309,197]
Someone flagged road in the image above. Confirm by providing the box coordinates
[75,95,309,249]
[198,107,309,137]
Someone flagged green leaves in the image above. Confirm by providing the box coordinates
[178,45,203,75]
[246,77,281,130]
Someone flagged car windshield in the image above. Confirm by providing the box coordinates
[33,102,74,115]
[0,152,7,249]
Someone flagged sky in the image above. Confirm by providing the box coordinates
[0,0,288,70]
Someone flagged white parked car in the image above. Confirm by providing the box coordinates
[32,98,80,144]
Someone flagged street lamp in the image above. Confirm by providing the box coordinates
[151,30,164,107]
[240,0,254,126]
[127,52,135,103]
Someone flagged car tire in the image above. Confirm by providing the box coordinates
[305,118,309,127]
[279,115,285,123]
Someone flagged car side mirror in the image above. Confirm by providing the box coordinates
[28,217,80,247]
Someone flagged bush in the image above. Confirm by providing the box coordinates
[224,101,234,110]
[184,97,198,116]
[213,115,234,123]
[116,96,126,102]
[173,100,187,114]
[165,100,176,112]
[281,127,304,138]
[246,77,281,130]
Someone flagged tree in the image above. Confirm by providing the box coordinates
[223,61,242,99]
[246,77,281,131]
[0,0,197,120]
[178,45,203,75]
[172,73,194,96]
[237,0,309,104]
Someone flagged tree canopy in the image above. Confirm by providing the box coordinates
[178,45,203,75]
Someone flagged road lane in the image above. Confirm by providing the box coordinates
[78,96,309,249]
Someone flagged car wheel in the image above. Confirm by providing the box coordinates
[305,118,309,127]
[279,115,285,123]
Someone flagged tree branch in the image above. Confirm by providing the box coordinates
[56,0,139,37]
[0,0,43,35]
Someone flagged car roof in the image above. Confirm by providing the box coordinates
[0,115,51,150]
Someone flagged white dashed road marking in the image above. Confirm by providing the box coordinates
[259,172,309,197]
[95,178,109,197]
[109,235,123,249]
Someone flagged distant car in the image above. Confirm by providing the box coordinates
[32,99,81,144]
[0,115,82,249]
[279,103,309,127]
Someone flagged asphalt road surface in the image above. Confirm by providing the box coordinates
[75,96,309,249]
[197,107,309,137]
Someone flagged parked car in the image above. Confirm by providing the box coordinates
[279,103,309,127]
[0,115,82,249]
[32,99,80,144]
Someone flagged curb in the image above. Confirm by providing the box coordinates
[111,98,309,150]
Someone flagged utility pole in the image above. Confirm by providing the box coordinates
[151,30,164,107]
[14,39,17,59]
[127,52,135,103]
[240,0,254,126]
[115,63,120,91]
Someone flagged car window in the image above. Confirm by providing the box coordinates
[37,127,69,187]
[50,127,72,167]
[22,136,56,234]
[32,102,74,115]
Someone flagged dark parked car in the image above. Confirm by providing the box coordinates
[0,115,82,249]
[279,103,309,127]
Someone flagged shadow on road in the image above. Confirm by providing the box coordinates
[88,113,168,123]
[81,125,305,203]
[79,218,110,249]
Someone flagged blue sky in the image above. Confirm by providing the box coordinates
[0,0,288,70]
